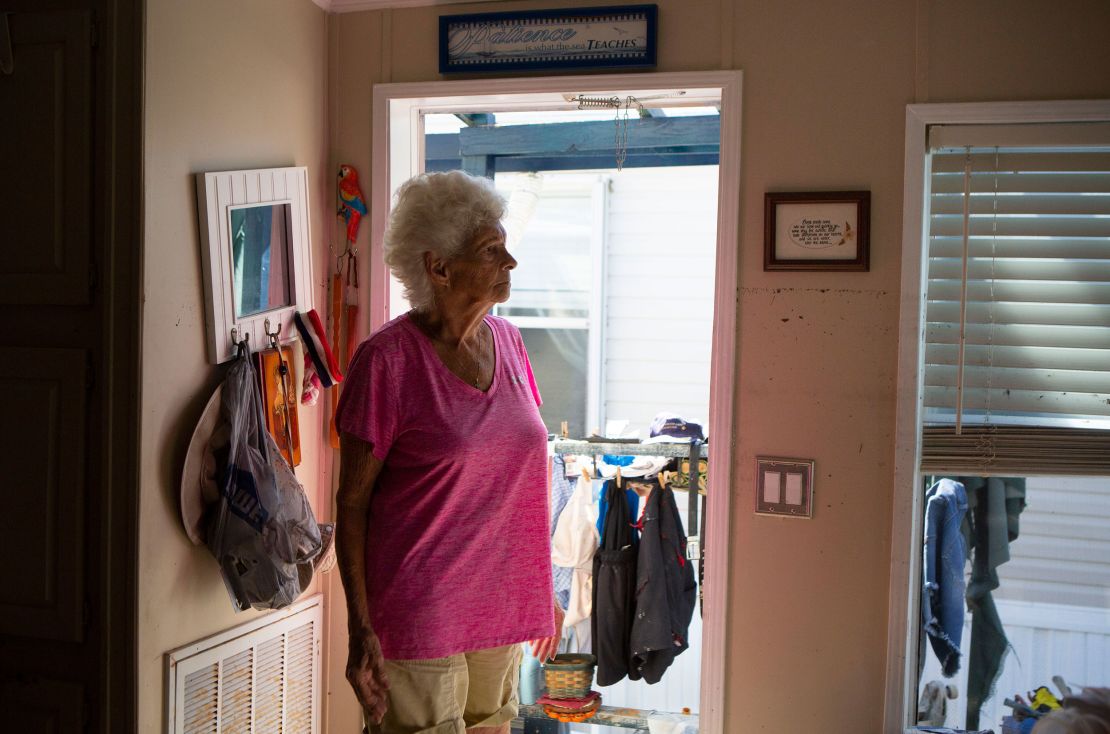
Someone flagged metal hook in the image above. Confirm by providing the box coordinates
[263,319,282,349]
[231,328,250,359]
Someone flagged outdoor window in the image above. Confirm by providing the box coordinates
[493,173,599,438]
[913,122,1110,730]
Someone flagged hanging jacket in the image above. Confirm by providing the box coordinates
[592,479,638,686]
[921,478,968,677]
[630,483,697,683]
[959,476,1026,731]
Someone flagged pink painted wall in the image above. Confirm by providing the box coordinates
[323,1,1110,732]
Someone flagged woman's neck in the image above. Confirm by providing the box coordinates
[412,300,489,347]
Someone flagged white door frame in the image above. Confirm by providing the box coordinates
[369,70,742,732]
[883,98,1110,734]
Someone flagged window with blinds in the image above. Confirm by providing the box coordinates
[921,123,1110,474]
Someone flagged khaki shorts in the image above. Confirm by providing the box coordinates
[365,644,523,734]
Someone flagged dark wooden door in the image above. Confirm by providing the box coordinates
[0,3,141,732]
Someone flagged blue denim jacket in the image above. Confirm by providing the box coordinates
[922,478,968,677]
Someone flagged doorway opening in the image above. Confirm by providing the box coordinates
[368,71,741,732]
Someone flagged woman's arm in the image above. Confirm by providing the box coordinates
[336,433,390,724]
[529,600,565,661]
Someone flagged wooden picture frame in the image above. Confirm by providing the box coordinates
[439,4,657,74]
[764,191,870,271]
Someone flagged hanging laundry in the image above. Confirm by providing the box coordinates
[921,478,968,678]
[550,455,578,611]
[597,482,640,538]
[630,481,696,684]
[552,470,600,654]
[592,479,638,686]
[959,476,1027,731]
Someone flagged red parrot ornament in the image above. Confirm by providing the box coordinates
[337,164,367,245]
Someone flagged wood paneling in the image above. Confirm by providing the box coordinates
[0,11,92,305]
[0,676,85,734]
[0,348,86,642]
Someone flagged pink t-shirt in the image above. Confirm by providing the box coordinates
[335,313,554,659]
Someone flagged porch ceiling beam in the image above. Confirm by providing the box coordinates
[458,115,720,156]
[425,149,719,174]
[455,113,495,127]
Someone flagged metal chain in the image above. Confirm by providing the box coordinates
[574,94,640,171]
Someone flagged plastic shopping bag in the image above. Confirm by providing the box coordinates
[205,343,325,611]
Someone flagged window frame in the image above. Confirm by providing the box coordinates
[884,99,1110,733]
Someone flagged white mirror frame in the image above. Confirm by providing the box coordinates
[196,166,314,364]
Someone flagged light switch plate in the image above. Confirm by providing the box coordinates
[755,456,814,518]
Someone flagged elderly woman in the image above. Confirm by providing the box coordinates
[335,170,563,734]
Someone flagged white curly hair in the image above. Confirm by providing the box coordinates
[383,170,506,312]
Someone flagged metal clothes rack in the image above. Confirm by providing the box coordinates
[524,440,709,734]
[551,437,708,580]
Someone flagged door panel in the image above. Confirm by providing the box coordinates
[0,348,87,642]
[0,676,85,733]
[0,11,92,305]
[0,3,141,732]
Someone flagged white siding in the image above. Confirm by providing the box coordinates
[998,476,1110,609]
[920,599,1110,731]
[603,166,717,434]
[594,167,716,708]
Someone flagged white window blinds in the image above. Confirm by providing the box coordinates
[921,122,1110,473]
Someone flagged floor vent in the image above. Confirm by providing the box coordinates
[166,594,322,734]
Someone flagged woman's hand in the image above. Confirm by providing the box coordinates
[529,601,565,662]
[346,629,390,724]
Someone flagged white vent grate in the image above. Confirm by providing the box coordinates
[166,595,321,734]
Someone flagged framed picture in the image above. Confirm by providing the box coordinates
[255,346,301,467]
[764,191,870,271]
[439,4,657,74]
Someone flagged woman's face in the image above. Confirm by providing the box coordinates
[446,223,517,304]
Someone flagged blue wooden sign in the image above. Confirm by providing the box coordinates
[439,5,658,74]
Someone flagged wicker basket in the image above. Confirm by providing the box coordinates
[542,654,596,699]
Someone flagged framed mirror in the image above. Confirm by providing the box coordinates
[197,166,314,363]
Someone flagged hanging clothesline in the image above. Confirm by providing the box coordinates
[551,438,708,461]
[550,437,705,568]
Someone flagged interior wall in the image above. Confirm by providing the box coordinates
[326,1,1110,732]
[139,1,328,731]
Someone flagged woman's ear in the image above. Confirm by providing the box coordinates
[424,251,450,288]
